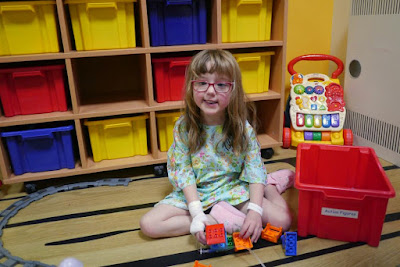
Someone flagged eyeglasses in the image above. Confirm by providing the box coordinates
[191,80,234,93]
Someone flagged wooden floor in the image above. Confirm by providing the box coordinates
[0,147,399,267]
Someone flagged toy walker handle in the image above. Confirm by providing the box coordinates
[288,54,344,79]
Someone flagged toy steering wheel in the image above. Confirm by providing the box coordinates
[287,54,344,79]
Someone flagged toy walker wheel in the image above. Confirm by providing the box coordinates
[282,127,291,149]
[343,129,353,146]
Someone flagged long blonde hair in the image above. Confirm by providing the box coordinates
[181,49,257,155]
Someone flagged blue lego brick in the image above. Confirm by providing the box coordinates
[281,232,297,256]
[208,234,235,253]
[210,242,226,251]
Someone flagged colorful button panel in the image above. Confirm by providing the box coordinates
[291,76,345,113]
[297,113,340,128]
[304,131,322,141]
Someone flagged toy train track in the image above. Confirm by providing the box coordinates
[0,178,130,267]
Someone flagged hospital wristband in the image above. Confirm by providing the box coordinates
[247,202,263,216]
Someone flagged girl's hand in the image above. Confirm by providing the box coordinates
[195,229,208,245]
[240,210,263,243]
[188,200,209,245]
[194,220,212,245]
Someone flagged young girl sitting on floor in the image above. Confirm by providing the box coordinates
[140,49,294,244]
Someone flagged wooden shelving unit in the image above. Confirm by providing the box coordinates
[0,0,288,185]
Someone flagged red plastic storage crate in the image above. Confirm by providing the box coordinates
[152,57,191,103]
[295,143,396,247]
[0,65,67,117]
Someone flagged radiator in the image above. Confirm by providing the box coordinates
[344,0,400,166]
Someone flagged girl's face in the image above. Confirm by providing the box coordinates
[193,72,232,125]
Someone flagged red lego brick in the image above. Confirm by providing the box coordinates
[205,224,226,245]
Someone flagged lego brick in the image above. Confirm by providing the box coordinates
[206,224,226,245]
[226,235,235,249]
[193,260,212,267]
[281,232,297,256]
[261,223,283,243]
[232,232,253,252]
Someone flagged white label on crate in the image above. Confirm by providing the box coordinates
[321,207,359,219]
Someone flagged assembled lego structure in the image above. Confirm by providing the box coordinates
[200,224,253,254]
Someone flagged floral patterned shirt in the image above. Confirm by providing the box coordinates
[157,117,267,210]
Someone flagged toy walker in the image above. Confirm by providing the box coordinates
[283,54,353,148]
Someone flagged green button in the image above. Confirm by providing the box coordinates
[294,85,305,94]
[313,132,322,140]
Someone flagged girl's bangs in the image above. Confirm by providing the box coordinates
[192,53,235,80]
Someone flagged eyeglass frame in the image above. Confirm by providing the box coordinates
[191,80,235,93]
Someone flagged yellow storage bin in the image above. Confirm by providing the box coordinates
[234,51,275,94]
[156,111,181,152]
[66,0,137,51]
[0,1,60,56]
[222,0,273,43]
[84,115,148,162]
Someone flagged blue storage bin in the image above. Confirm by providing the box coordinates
[147,0,207,46]
[1,125,75,175]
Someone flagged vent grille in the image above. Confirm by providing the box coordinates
[344,110,400,154]
[351,0,400,15]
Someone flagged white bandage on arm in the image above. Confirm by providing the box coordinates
[247,202,263,216]
[188,200,208,235]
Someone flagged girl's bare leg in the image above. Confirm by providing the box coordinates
[140,204,191,238]
[140,204,217,238]
[236,185,292,231]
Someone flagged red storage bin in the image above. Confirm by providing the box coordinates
[152,57,191,103]
[0,65,68,117]
[295,143,396,247]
